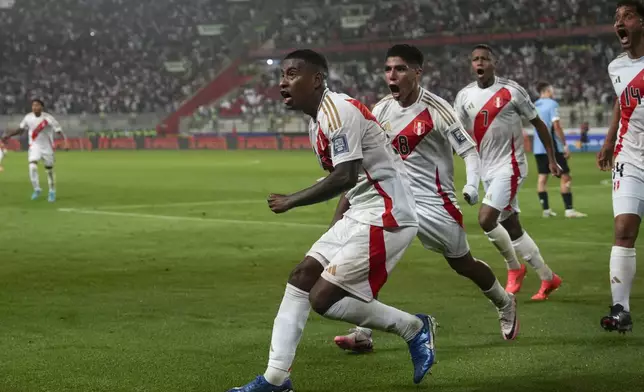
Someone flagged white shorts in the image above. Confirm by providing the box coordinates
[417,202,469,259]
[482,172,524,222]
[307,217,417,301]
[612,162,644,218]
[28,147,55,167]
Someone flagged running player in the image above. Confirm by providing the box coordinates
[2,99,68,202]
[227,49,435,392]
[454,45,563,300]
[332,44,518,354]
[596,0,644,334]
[534,82,587,218]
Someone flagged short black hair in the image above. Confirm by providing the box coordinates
[386,44,424,67]
[31,99,44,107]
[617,1,644,19]
[283,49,329,78]
[472,44,495,57]
[536,82,551,94]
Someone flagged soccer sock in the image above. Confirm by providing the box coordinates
[538,191,549,210]
[46,168,55,192]
[610,246,636,311]
[561,192,573,210]
[485,224,521,270]
[512,231,554,281]
[476,260,511,309]
[264,284,311,386]
[324,297,423,342]
[29,163,40,191]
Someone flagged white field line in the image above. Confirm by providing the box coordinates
[58,208,612,247]
[93,199,265,210]
[57,208,326,229]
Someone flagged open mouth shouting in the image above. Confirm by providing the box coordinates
[389,84,401,99]
[280,90,293,106]
[617,27,630,47]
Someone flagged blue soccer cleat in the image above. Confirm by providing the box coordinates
[407,314,437,384]
[227,376,294,392]
[48,190,56,203]
[31,189,41,200]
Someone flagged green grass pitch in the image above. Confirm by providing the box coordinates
[0,150,642,392]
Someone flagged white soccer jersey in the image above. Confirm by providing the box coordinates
[309,89,418,228]
[19,112,62,152]
[372,88,476,213]
[454,77,538,181]
[609,53,644,170]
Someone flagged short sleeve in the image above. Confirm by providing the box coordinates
[19,115,29,130]
[48,115,63,132]
[551,101,560,122]
[430,97,477,156]
[453,90,472,132]
[512,85,538,121]
[322,100,364,167]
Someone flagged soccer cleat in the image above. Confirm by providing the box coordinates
[48,191,56,203]
[565,209,587,218]
[227,376,294,392]
[498,293,519,340]
[601,304,633,334]
[334,327,373,353]
[407,314,436,384]
[31,189,41,200]
[531,274,562,301]
[505,264,527,294]
[542,209,557,218]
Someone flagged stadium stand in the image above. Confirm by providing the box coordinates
[0,0,619,133]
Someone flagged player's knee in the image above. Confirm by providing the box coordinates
[308,283,342,315]
[500,214,523,240]
[614,216,639,248]
[287,257,323,292]
[478,209,497,232]
[446,254,476,276]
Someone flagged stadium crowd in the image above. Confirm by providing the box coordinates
[0,0,254,115]
[273,0,613,47]
[0,0,618,117]
[218,38,619,123]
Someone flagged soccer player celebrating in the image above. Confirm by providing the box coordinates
[533,82,587,218]
[453,45,563,301]
[2,99,67,202]
[596,0,644,334]
[332,44,518,354]
[227,49,435,392]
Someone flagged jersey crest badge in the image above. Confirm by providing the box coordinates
[382,122,391,132]
[495,96,505,108]
[414,121,426,136]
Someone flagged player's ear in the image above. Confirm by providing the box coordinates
[313,71,324,89]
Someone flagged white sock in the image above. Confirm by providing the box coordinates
[46,168,55,192]
[483,279,511,309]
[324,297,422,342]
[485,225,521,270]
[29,163,40,191]
[355,326,373,336]
[610,246,636,311]
[264,284,311,386]
[512,232,554,281]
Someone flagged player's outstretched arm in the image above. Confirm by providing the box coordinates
[597,99,620,171]
[1,127,25,143]
[531,116,562,177]
[267,160,361,214]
